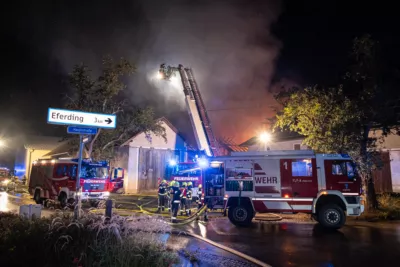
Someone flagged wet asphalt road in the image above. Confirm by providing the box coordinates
[180,217,400,267]
[2,192,400,267]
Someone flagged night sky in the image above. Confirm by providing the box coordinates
[1,0,398,146]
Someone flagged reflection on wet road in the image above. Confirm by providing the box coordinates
[0,192,55,217]
[180,217,400,267]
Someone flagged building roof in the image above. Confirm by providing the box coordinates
[23,135,63,151]
[240,130,304,147]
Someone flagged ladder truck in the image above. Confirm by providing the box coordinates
[158,63,226,208]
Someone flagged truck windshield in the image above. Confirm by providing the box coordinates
[173,164,201,176]
[80,166,108,179]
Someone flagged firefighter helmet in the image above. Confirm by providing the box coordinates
[174,181,180,187]
[162,179,167,184]
[187,182,193,186]
[198,184,202,188]
[182,182,187,187]
[169,181,174,187]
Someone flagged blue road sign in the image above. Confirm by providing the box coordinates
[67,126,98,135]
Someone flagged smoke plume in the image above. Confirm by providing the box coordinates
[11,0,283,145]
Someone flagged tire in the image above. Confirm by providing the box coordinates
[34,189,43,204]
[317,203,346,230]
[228,204,254,227]
[58,192,68,208]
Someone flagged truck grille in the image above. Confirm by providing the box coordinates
[83,183,105,191]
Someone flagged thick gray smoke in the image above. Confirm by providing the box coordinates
[50,0,282,144]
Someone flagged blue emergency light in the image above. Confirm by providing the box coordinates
[168,159,177,167]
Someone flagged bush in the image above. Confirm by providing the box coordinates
[0,212,178,267]
[377,193,400,219]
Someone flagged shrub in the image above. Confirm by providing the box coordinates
[377,193,400,219]
[0,212,178,267]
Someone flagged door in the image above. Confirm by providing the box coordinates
[324,160,360,193]
[280,158,318,198]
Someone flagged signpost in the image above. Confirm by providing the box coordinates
[48,108,116,129]
[47,108,117,219]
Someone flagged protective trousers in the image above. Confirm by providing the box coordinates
[180,198,187,213]
[186,198,191,212]
[158,195,166,210]
[172,201,180,218]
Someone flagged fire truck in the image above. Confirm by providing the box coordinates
[157,63,364,229]
[29,158,111,207]
[0,167,12,189]
[164,158,208,198]
[207,150,364,229]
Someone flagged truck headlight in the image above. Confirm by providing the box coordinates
[103,191,110,196]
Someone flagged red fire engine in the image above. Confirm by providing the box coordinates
[29,158,111,207]
[208,150,364,229]
[165,158,207,197]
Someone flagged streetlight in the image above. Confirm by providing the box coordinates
[258,132,271,151]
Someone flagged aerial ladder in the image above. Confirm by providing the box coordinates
[158,64,223,157]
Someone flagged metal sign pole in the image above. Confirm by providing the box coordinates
[74,134,84,220]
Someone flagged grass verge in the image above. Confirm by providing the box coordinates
[0,212,179,267]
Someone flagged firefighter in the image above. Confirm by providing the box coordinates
[186,182,193,215]
[156,179,167,213]
[196,184,203,210]
[180,182,188,216]
[171,181,181,222]
[167,180,174,211]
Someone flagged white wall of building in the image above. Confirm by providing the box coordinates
[122,120,187,194]
[247,139,308,151]
[127,121,186,150]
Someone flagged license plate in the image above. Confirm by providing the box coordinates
[89,194,100,197]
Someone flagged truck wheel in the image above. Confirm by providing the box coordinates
[59,192,67,208]
[317,203,346,230]
[228,204,254,227]
[34,189,43,204]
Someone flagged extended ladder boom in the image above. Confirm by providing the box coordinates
[185,68,221,157]
[158,64,221,157]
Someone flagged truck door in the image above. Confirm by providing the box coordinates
[324,160,360,193]
[280,158,318,198]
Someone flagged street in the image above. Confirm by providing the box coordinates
[2,192,400,267]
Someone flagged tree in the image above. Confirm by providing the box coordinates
[274,35,400,211]
[65,56,166,160]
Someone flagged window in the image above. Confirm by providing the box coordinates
[292,159,312,176]
[62,165,68,176]
[69,165,77,179]
[294,144,301,150]
[56,165,63,176]
[332,161,356,178]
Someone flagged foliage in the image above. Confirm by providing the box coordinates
[273,35,400,210]
[65,56,166,160]
[274,85,360,153]
[377,193,400,219]
[0,212,178,267]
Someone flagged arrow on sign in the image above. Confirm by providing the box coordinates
[105,118,113,124]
